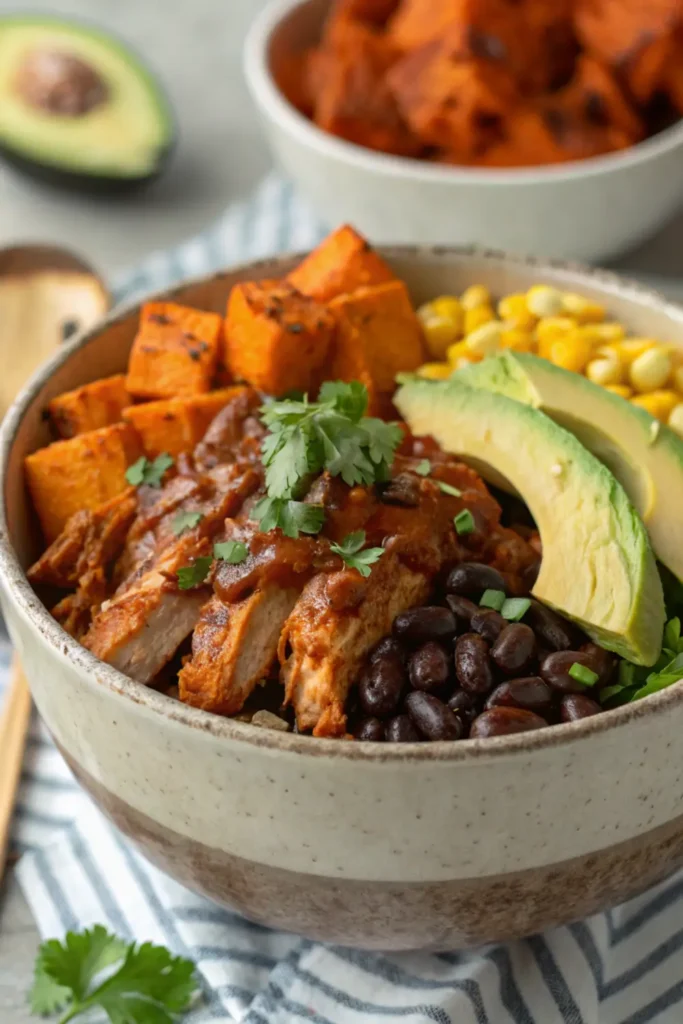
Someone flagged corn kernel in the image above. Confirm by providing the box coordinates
[464,306,495,335]
[561,293,606,324]
[500,328,534,352]
[581,323,626,344]
[498,294,536,329]
[547,335,593,374]
[419,314,461,359]
[452,356,479,371]
[527,285,564,318]
[430,295,463,320]
[446,339,471,364]
[417,362,451,380]
[536,317,576,359]
[586,354,622,386]
[461,285,491,310]
[631,390,680,420]
[465,320,504,356]
[616,338,657,366]
[605,385,633,399]
[673,366,683,393]
[630,348,672,392]
[669,403,683,437]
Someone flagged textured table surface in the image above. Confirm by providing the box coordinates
[2,0,683,1018]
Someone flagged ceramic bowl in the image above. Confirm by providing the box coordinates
[244,0,683,263]
[3,248,683,951]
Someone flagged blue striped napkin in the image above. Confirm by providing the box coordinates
[5,173,683,1023]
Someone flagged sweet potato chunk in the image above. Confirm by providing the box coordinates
[25,423,142,543]
[288,225,396,303]
[126,302,222,400]
[329,0,399,27]
[388,0,461,52]
[123,388,245,458]
[48,374,131,439]
[224,280,334,396]
[329,280,425,405]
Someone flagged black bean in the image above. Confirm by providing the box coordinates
[358,652,405,718]
[408,641,451,693]
[355,717,385,741]
[579,643,616,687]
[447,562,507,598]
[490,623,537,676]
[385,714,421,742]
[560,693,603,722]
[405,691,463,741]
[454,633,494,694]
[447,689,478,725]
[369,636,405,664]
[470,706,548,738]
[378,472,420,507]
[540,651,601,694]
[445,594,479,634]
[526,600,577,651]
[393,606,457,645]
[485,676,553,713]
[470,608,506,643]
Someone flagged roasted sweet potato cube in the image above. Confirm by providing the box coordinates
[123,388,246,458]
[289,226,396,303]
[470,108,571,167]
[48,374,131,439]
[126,302,222,400]
[388,0,462,52]
[329,280,425,402]
[25,423,142,543]
[224,280,334,396]
[329,0,399,27]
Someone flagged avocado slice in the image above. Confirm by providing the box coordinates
[0,17,174,191]
[458,351,683,584]
[395,377,664,665]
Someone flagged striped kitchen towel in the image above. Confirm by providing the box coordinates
[5,173,683,1024]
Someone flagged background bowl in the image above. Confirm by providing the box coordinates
[3,249,683,951]
[244,0,683,263]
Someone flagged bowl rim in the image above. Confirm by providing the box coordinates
[244,0,683,187]
[2,244,683,764]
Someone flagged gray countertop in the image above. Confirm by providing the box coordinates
[1,1,683,1018]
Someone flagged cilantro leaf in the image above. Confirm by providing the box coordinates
[330,531,385,578]
[665,616,682,652]
[363,418,404,468]
[29,968,71,1016]
[176,557,213,590]
[414,459,431,476]
[125,456,147,487]
[632,651,683,701]
[172,512,203,536]
[252,498,325,538]
[34,927,128,1004]
[251,496,282,534]
[214,540,248,564]
[125,453,174,489]
[318,380,368,421]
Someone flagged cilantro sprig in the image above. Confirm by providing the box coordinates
[601,614,683,707]
[126,453,174,489]
[172,511,203,536]
[330,531,385,578]
[29,925,198,1023]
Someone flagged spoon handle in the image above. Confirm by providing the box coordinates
[0,662,31,878]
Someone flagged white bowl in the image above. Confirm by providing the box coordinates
[244,0,683,262]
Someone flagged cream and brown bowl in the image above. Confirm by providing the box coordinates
[3,248,683,951]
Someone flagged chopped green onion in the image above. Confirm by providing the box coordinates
[453,509,475,535]
[438,481,463,497]
[501,597,531,622]
[414,459,431,476]
[568,663,599,687]
[480,589,506,612]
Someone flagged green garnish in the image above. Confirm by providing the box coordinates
[480,589,506,612]
[329,530,385,578]
[251,497,325,538]
[172,511,203,536]
[437,481,463,497]
[501,597,531,622]
[29,925,198,1023]
[665,616,681,651]
[214,540,248,564]
[176,557,213,590]
[453,509,475,536]
[125,453,174,488]
[414,459,431,476]
[568,663,599,687]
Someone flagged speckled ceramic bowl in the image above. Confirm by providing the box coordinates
[3,249,683,951]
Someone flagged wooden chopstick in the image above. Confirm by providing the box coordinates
[0,660,31,880]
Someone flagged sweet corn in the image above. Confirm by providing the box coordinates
[616,338,657,366]
[527,285,564,318]
[464,305,495,335]
[547,335,593,374]
[561,293,606,324]
[465,320,504,356]
[536,317,576,360]
[417,362,452,380]
[630,348,672,392]
[669,403,683,437]
[447,340,471,364]
[500,327,534,352]
[430,296,463,321]
[419,313,462,359]
[586,354,622,386]
[461,285,491,310]
[631,390,680,421]
[498,293,536,329]
[605,385,633,399]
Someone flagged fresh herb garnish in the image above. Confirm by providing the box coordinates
[414,459,431,476]
[453,509,475,536]
[251,497,325,538]
[568,663,599,687]
[176,557,213,590]
[125,453,174,488]
[480,589,506,612]
[437,480,463,497]
[214,540,249,564]
[501,597,531,622]
[172,511,203,536]
[330,530,385,578]
[29,925,198,1023]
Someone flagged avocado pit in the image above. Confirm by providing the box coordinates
[15,48,108,116]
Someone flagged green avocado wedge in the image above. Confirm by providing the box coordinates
[395,377,665,666]
[457,351,683,584]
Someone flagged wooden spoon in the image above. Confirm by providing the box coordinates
[0,245,109,879]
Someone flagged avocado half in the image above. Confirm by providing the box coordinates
[0,16,175,192]
[458,351,683,584]
[395,377,665,666]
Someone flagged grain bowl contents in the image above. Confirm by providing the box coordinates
[276,0,683,168]
[23,225,683,742]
